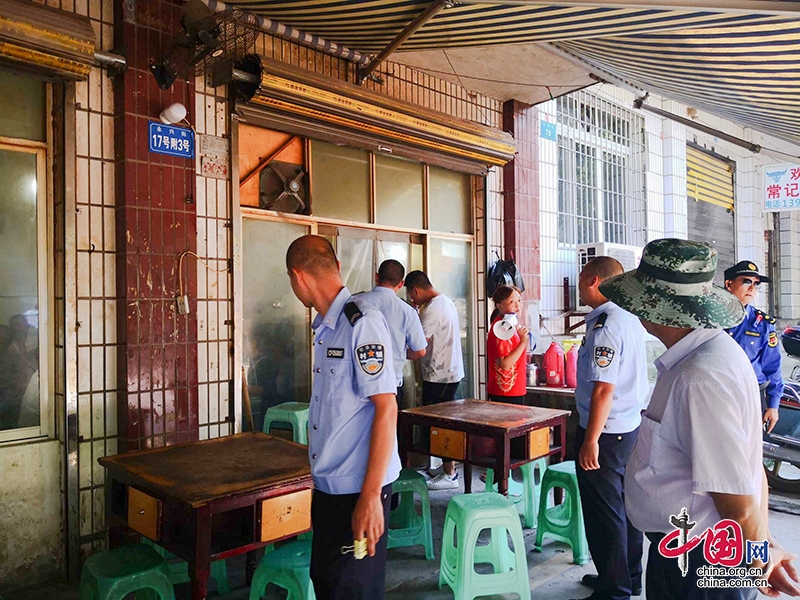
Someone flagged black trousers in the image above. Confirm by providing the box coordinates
[645,533,758,600]
[576,426,643,600]
[488,393,526,405]
[310,484,392,600]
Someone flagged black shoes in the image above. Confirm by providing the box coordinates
[580,574,642,597]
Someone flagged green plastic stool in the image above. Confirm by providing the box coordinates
[263,402,310,445]
[141,538,229,595]
[533,460,589,565]
[485,457,547,529]
[250,540,315,600]
[79,544,175,600]
[439,493,531,600]
[388,468,434,560]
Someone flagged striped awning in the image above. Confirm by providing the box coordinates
[224,1,800,144]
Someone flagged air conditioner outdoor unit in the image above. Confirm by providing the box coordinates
[577,242,643,309]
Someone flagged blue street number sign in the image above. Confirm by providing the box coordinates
[540,120,557,141]
[148,121,194,158]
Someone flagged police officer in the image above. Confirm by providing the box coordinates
[286,235,401,600]
[724,260,783,433]
[574,256,649,600]
[359,259,427,411]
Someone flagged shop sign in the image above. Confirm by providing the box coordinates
[764,163,800,211]
[148,121,194,158]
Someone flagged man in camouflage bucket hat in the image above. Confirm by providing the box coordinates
[599,239,800,599]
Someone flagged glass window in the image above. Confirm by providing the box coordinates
[335,231,375,295]
[242,219,310,431]
[0,148,42,432]
[0,71,46,142]
[375,155,423,230]
[429,166,471,234]
[428,238,474,399]
[310,141,370,223]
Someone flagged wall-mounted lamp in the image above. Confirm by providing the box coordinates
[159,102,188,125]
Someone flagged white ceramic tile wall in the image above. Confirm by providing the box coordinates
[194,75,234,441]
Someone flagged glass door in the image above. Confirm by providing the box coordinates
[242,219,311,431]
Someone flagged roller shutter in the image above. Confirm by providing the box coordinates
[686,144,735,285]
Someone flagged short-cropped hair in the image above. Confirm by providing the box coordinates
[378,259,405,286]
[404,270,432,290]
[286,235,339,275]
[582,256,624,282]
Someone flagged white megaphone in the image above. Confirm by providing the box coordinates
[492,313,518,341]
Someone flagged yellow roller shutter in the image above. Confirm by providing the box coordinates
[686,145,734,211]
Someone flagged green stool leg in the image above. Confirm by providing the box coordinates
[387,469,434,560]
[486,457,547,529]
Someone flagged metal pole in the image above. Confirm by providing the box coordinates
[232,68,259,85]
[358,0,452,83]
[538,43,647,100]
[94,50,127,71]
[634,100,762,154]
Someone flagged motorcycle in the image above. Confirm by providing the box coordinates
[763,325,800,494]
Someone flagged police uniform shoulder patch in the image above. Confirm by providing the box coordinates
[768,331,779,348]
[594,346,615,368]
[356,343,385,375]
[593,313,608,330]
[344,301,363,326]
[754,308,776,325]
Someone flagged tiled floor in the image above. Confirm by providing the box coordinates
[6,469,800,600]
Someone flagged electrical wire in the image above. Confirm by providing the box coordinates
[383,64,587,89]
[177,250,230,297]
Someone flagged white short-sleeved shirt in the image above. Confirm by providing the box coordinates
[418,294,464,384]
[625,329,763,534]
[358,286,427,386]
[576,301,649,434]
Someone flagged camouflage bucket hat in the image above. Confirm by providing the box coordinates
[598,238,745,329]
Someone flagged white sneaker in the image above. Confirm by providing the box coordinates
[427,472,459,490]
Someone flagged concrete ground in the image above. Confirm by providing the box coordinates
[6,467,800,600]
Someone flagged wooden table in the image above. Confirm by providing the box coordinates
[99,432,312,600]
[399,399,570,496]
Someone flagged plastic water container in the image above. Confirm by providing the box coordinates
[565,345,578,388]
[543,342,565,387]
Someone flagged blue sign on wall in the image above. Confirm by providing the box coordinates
[540,120,557,141]
[148,121,194,158]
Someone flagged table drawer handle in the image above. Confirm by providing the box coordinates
[139,510,146,515]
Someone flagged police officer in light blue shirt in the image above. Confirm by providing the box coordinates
[573,257,648,600]
[286,235,401,600]
[359,259,428,400]
[724,260,784,433]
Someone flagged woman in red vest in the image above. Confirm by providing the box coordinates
[487,285,529,405]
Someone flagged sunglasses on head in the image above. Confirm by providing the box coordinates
[739,278,761,288]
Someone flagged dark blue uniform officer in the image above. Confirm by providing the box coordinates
[724,261,783,432]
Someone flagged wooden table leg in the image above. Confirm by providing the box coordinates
[498,435,511,496]
[401,418,414,468]
[190,505,212,600]
[464,461,472,493]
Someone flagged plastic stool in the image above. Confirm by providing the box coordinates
[250,540,315,600]
[485,457,547,529]
[388,468,434,560]
[263,402,310,445]
[141,538,229,595]
[79,544,175,600]
[533,461,589,565]
[439,493,531,600]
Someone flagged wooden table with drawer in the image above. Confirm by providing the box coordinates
[399,399,570,496]
[99,432,312,600]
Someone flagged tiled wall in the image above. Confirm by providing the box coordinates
[194,75,234,441]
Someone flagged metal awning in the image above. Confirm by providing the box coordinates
[221,1,800,145]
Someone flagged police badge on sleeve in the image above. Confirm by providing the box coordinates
[594,346,615,368]
[357,344,385,375]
